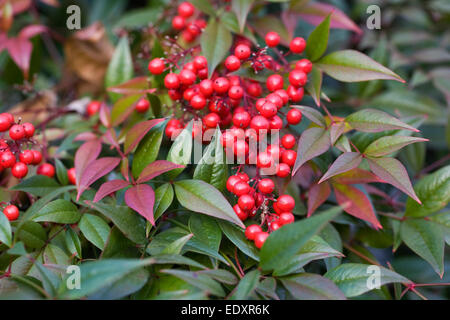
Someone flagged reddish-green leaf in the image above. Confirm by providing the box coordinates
[292,105,326,127]
[367,157,421,203]
[364,136,428,157]
[332,168,383,185]
[111,94,142,126]
[74,139,102,190]
[333,183,381,229]
[346,109,419,133]
[125,184,156,225]
[137,160,184,183]
[293,127,330,175]
[281,273,346,300]
[93,179,130,203]
[232,0,254,33]
[124,118,165,155]
[307,181,331,217]
[319,152,362,184]
[107,77,155,95]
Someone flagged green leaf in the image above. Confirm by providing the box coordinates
[174,179,245,228]
[364,136,428,157]
[79,214,111,250]
[230,269,260,300]
[32,199,81,224]
[58,258,153,299]
[87,201,147,245]
[346,109,419,133]
[193,127,228,191]
[34,261,60,297]
[0,212,12,247]
[154,183,174,221]
[132,121,166,178]
[231,0,254,33]
[190,0,216,16]
[316,50,405,82]
[11,175,60,197]
[306,14,330,61]
[219,221,259,261]
[151,254,207,269]
[110,94,142,126]
[200,18,232,77]
[281,273,346,300]
[304,67,323,107]
[405,165,450,217]
[161,233,193,255]
[105,36,134,102]
[189,214,222,253]
[400,219,445,276]
[55,159,68,186]
[114,7,162,29]
[429,211,450,246]
[198,269,238,285]
[161,269,225,297]
[65,228,82,258]
[43,243,70,267]
[17,221,47,249]
[293,127,331,175]
[166,121,193,180]
[367,157,420,203]
[221,11,257,44]
[259,206,341,271]
[325,263,410,297]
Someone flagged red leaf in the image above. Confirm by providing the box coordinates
[295,2,362,34]
[333,183,382,229]
[74,139,102,189]
[77,157,121,200]
[137,160,185,183]
[124,118,164,155]
[107,76,156,95]
[367,157,421,204]
[73,132,98,142]
[93,179,130,203]
[319,152,362,184]
[293,127,331,175]
[332,168,383,185]
[6,37,32,78]
[307,181,331,217]
[19,24,47,39]
[102,128,120,151]
[99,102,111,128]
[125,184,155,225]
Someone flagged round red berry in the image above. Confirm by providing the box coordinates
[238,194,255,211]
[213,77,230,94]
[277,194,295,212]
[190,94,206,109]
[295,59,313,73]
[148,58,165,74]
[281,134,296,149]
[178,1,195,17]
[266,93,284,109]
[164,73,180,89]
[193,56,207,70]
[282,150,297,167]
[269,115,283,131]
[22,122,35,137]
[37,163,55,178]
[250,115,270,134]
[172,15,185,30]
[3,205,19,221]
[287,85,304,102]
[19,150,34,164]
[247,82,262,97]
[266,74,284,92]
[12,162,28,179]
[257,152,272,168]
[233,140,249,157]
[234,44,251,60]
[274,89,289,105]
[290,37,306,54]
[179,69,196,85]
[258,178,275,194]
[233,204,248,221]
[271,221,281,231]
[289,69,307,87]
[31,150,43,165]
[199,79,214,97]
[232,111,251,128]
[265,31,280,47]
[203,113,220,128]
[68,167,76,185]
[225,55,241,71]
[286,109,302,125]
[233,181,251,196]
[245,224,262,240]
[279,212,295,225]
[9,124,25,140]
[254,232,269,249]
[0,113,13,132]
[135,98,150,113]
[260,102,277,118]
[227,176,241,193]
[1,151,15,168]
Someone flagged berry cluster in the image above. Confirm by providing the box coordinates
[171,1,206,43]
[148,29,312,248]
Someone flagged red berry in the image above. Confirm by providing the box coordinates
[199,79,214,97]
[68,167,76,185]
[274,89,289,105]
[183,62,197,73]
[279,212,295,225]
[234,44,251,60]
[233,181,251,196]
[183,87,197,101]
[265,31,280,47]
[148,58,165,74]
[238,194,255,211]
[179,69,196,85]
[257,152,272,168]
[289,69,307,87]
[236,172,250,182]
[193,56,207,70]
[233,204,248,221]
[190,94,206,109]
[226,176,241,193]
[164,73,180,89]
[232,111,251,128]
[245,224,262,240]
[172,15,185,30]
[271,221,281,231]
[19,150,34,164]
[254,232,269,249]
[0,113,13,132]
[203,113,220,128]
[258,178,275,194]
[1,151,15,168]
[250,115,270,134]
[135,98,150,113]
[228,85,244,100]
[87,101,101,116]
[295,59,313,73]
[269,115,283,131]
[178,1,195,17]
[3,205,19,221]
[233,140,249,157]
[282,150,297,167]
[225,55,241,71]
[260,102,278,118]
[276,163,291,178]
[31,150,43,165]
[9,124,25,140]
[37,163,55,178]
[168,89,182,101]
[22,122,35,137]
[12,162,28,179]
[287,85,304,102]
[277,194,295,212]
[266,74,284,92]
[287,109,302,125]
[281,134,296,149]
[247,82,262,97]
[213,77,230,94]
[266,93,284,109]
[290,37,306,54]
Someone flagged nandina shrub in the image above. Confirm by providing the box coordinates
[0,0,449,300]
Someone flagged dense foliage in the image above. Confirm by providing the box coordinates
[0,0,449,300]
